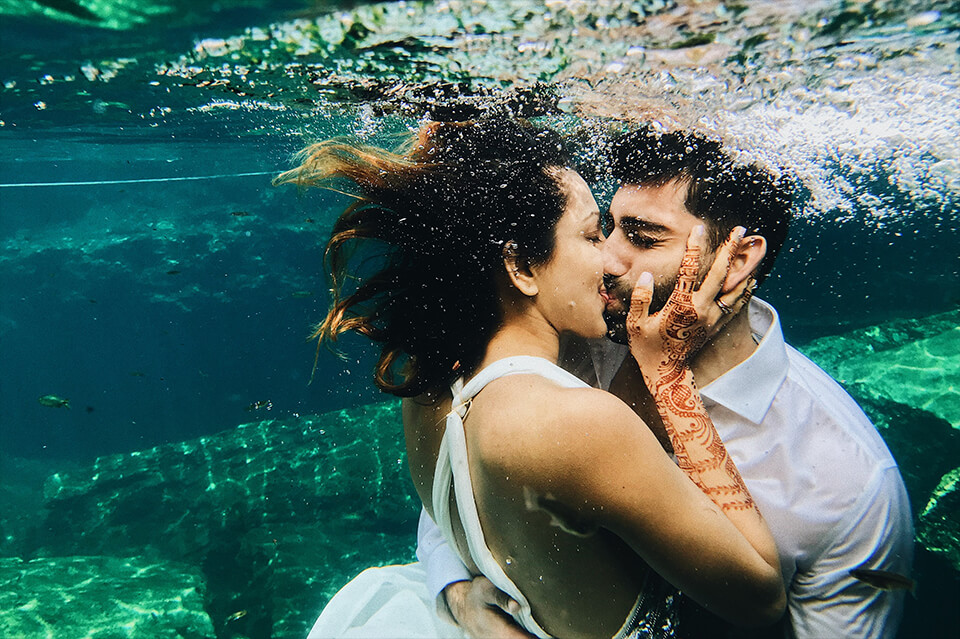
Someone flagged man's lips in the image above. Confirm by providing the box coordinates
[600,289,620,309]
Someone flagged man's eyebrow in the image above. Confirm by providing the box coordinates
[618,217,669,234]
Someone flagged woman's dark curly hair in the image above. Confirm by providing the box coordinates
[275,118,571,397]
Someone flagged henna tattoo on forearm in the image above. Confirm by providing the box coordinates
[650,368,757,514]
[641,246,758,515]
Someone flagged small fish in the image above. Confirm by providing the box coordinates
[245,400,272,412]
[166,270,181,275]
[291,290,313,298]
[850,567,916,593]
[230,210,251,217]
[39,395,70,408]
[226,610,247,622]
[130,371,146,377]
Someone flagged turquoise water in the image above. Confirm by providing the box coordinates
[0,1,957,637]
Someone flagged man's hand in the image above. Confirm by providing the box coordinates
[444,577,535,639]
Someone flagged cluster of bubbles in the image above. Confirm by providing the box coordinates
[560,59,960,222]
[2,0,957,227]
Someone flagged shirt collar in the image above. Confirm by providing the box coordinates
[700,297,789,425]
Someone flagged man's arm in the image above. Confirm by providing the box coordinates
[789,467,914,639]
[417,509,534,638]
[416,509,471,623]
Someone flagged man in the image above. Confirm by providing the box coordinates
[413,128,914,638]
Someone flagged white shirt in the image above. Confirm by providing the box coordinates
[416,298,913,638]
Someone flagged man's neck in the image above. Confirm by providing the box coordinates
[607,308,758,453]
[689,308,758,388]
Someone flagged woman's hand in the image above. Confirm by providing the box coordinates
[621,223,771,519]
[626,225,753,383]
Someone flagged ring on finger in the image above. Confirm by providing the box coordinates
[716,298,734,315]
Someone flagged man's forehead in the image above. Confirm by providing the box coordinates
[610,180,698,229]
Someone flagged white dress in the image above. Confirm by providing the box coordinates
[307,356,678,639]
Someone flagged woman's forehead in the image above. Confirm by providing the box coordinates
[556,169,599,220]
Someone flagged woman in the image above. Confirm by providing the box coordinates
[279,117,784,638]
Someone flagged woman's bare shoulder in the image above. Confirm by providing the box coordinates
[470,376,654,478]
[475,373,625,421]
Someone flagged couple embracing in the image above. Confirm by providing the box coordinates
[279,116,913,638]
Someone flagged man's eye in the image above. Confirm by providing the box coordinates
[626,232,658,248]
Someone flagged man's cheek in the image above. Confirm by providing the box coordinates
[694,250,718,289]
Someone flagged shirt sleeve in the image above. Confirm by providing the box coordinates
[416,507,472,625]
[788,466,914,639]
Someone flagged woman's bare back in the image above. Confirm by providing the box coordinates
[404,373,660,639]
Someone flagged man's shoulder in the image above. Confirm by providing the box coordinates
[778,345,892,450]
[779,343,896,466]
[723,347,908,589]
[750,340,905,552]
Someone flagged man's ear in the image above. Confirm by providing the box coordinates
[722,234,766,293]
[503,241,539,297]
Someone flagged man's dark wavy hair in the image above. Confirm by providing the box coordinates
[610,128,795,285]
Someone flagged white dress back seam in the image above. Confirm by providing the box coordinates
[431,356,589,639]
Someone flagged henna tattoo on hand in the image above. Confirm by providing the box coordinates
[628,237,758,515]
[656,246,708,370]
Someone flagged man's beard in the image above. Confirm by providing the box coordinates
[603,273,677,345]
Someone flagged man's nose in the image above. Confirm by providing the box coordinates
[601,235,628,277]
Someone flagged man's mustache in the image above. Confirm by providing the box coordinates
[602,274,630,302]
[603,272,675,317]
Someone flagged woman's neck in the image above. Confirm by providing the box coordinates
[480,315,560,368]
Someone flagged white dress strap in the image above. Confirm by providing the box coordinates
[431,357,589,639]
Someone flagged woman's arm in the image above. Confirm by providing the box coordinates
[627,226,774,519]
[625,225,783,621]
[484,383,784,627]
[479,227,784,626]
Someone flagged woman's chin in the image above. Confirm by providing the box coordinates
[584,320,609,340]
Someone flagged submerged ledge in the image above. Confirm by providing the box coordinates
[0,309,956,636]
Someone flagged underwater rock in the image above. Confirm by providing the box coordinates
[918,467,960,572]
[0,555,214,638]
[801,309,960,428]
[0,453,79,558]
[38,401,417,557]
[800,310,960,572]
[35,401,418,639]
